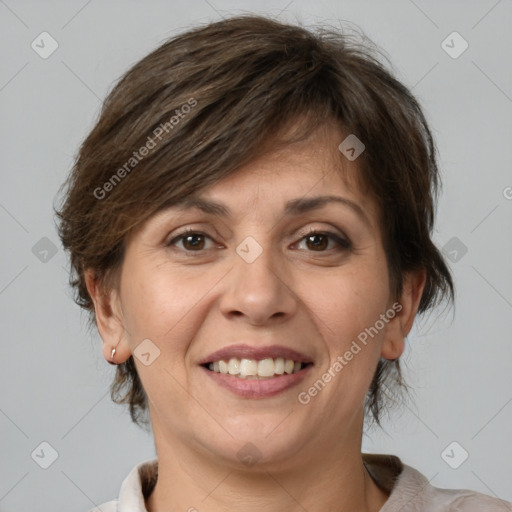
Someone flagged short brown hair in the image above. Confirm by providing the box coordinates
[55,14,454,429]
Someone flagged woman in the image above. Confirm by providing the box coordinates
[55,14,512,512]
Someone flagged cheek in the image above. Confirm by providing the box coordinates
[119,263,220,356]
[118,260,171,340]
[302,261,389,344]
[303,270,389,411]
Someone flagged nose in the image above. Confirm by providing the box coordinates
[219,241,297,326]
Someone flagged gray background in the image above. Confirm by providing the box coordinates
[1,0,511,510]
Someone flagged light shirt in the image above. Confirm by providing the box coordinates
[90,453,512,511]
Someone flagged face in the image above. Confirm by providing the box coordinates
[95,123,416,471]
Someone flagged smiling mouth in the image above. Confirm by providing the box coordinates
[202,357,313,379]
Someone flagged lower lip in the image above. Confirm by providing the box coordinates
[201,365,312,398]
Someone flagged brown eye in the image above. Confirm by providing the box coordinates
[305,233,329,251]
[182,233,206,250]
[296,230,351,252]
[168,230,214,251]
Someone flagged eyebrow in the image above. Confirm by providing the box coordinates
[172,195,372,228]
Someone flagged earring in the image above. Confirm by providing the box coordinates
[108,341,121,365]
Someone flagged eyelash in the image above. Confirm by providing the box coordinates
[166,227,351,254]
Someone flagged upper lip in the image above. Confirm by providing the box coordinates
[199,344,314,365]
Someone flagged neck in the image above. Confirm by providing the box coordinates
[145,430,389,512]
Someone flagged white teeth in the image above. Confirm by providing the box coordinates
[219,360,228,374]
[258,358,275,377]
[240,358,258,377]
[274,357,284,375]
[228,358,240,375]
[207,357,306,378]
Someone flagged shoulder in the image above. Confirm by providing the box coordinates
[84,458,158,512]
[444,491,512,511]
[363,453,512,512]
[395,463,512,511]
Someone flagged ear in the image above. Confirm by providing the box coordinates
[85,269,131,364]
[381,269,427,360]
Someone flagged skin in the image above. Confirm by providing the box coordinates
[86,122,426,512]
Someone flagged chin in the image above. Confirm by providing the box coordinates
[202,418,308,471]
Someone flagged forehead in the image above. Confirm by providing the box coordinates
[193,122,375,219]
[139,124,380,238]
[127,120,382,245]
